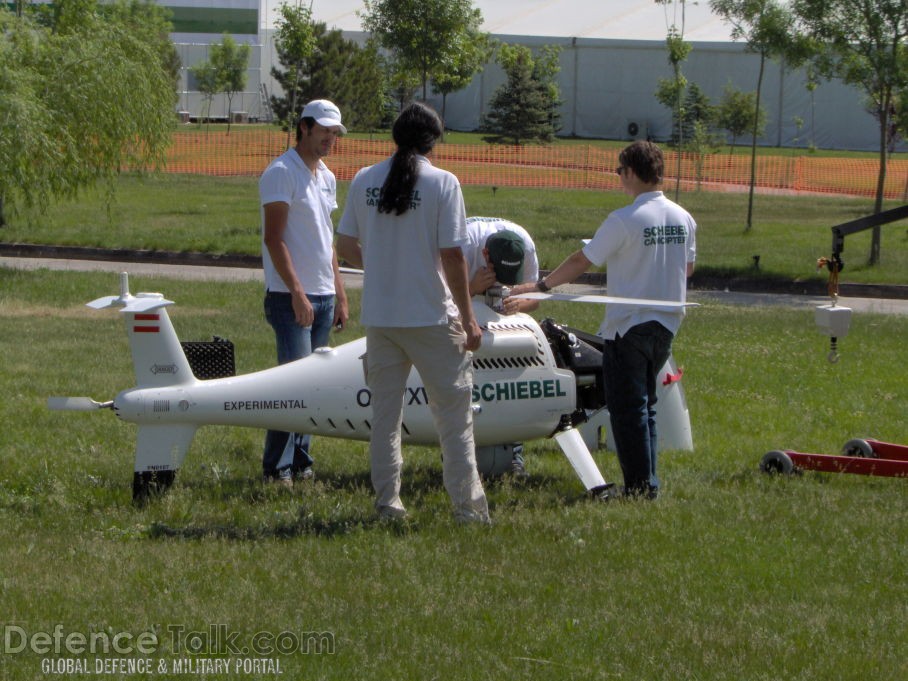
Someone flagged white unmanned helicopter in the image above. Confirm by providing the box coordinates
[49,273,695,501]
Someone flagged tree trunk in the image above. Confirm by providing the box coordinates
[745,52,766,233]
[673,63,682,202]
[286,64,300,150]
[870,97,890,266]
[225,94,233,136]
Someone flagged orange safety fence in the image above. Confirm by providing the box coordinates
[163,129,908,200]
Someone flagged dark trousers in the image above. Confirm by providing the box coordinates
[603,321,674,496]
[262,291,334,478]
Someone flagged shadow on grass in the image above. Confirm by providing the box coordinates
[145,510,408,541]
[139,464,603,541]
[690,265,828,294]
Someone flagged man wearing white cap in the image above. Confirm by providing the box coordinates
[258,99,349,487]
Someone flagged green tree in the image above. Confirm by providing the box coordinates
[189,59,219,129]
[270,20,386,135]
[655,1,693,200]
[794,0,908,264]
[717,83,767,151]
[480,43,562,146]
[688,119,725,191]
[210,33,250,135]
[269,1,316,145]
[360,0,486,102]
[711,0,813,232]
[384,54,421,120]
[348,39,387,132]
[0,0,177,221]
[532,44,563,133]
[677,82,723,192]
[802,65,821,151]
[896,88,908,201]
[895,88,908,148]
[432,29,494,124]
[680,82,717,144]
[301,26,385,132]
[654,74,685,144]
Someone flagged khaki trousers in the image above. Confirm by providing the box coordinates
[365,321,489,522]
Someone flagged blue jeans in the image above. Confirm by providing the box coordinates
[603,321,673,497]
[262,291,335,478]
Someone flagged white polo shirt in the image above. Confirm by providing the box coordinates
[583,191,696,339]
[338,155,468,327]
[259,148,338,295]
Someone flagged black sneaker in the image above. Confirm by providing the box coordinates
[589,483,619,502]
[622,484,658,500]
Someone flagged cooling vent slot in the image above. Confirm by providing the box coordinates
[153,400,170,413]
[473,355,545,371]
[474,321,547,370]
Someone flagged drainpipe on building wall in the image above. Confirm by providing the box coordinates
[571,37,578,137]
[776,57,785,147]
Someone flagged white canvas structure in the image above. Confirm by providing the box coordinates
[433,34,880,151]
[253,0,899,152]
[167,0,265,121]
[158,1,897,151]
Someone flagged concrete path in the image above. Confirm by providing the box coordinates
[0,256,269,284]
[3,255,908,316]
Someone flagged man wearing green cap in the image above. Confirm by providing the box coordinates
[462,217,541,478]
[463,217,540,316]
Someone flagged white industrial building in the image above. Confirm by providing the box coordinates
[166,0,901,152]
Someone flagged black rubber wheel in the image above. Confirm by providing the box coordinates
[760,450,794,475]
[474,445,515,478]
[132,470,176,504]
[842,438,877,458]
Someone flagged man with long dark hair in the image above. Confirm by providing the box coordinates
[337,102,489,524]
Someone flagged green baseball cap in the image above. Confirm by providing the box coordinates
[485,230,525,285]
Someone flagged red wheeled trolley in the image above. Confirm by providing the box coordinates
[760,439,908,478]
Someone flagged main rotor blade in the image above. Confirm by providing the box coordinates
[47,397,113,412]
[513,291,698,308]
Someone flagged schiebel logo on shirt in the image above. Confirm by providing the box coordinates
[364,186,422,210]
[643,225,688,246]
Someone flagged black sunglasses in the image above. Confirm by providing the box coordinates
[615,166,627,176]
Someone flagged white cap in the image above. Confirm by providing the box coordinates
[300,99,346,134]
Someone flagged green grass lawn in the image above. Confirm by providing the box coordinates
[4,172,908,286]
[1,269,905,680]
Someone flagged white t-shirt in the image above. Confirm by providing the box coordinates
[338,155,468,327]
[259,148,338,295]
[463,217,540,284]
[582,191,696,339]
